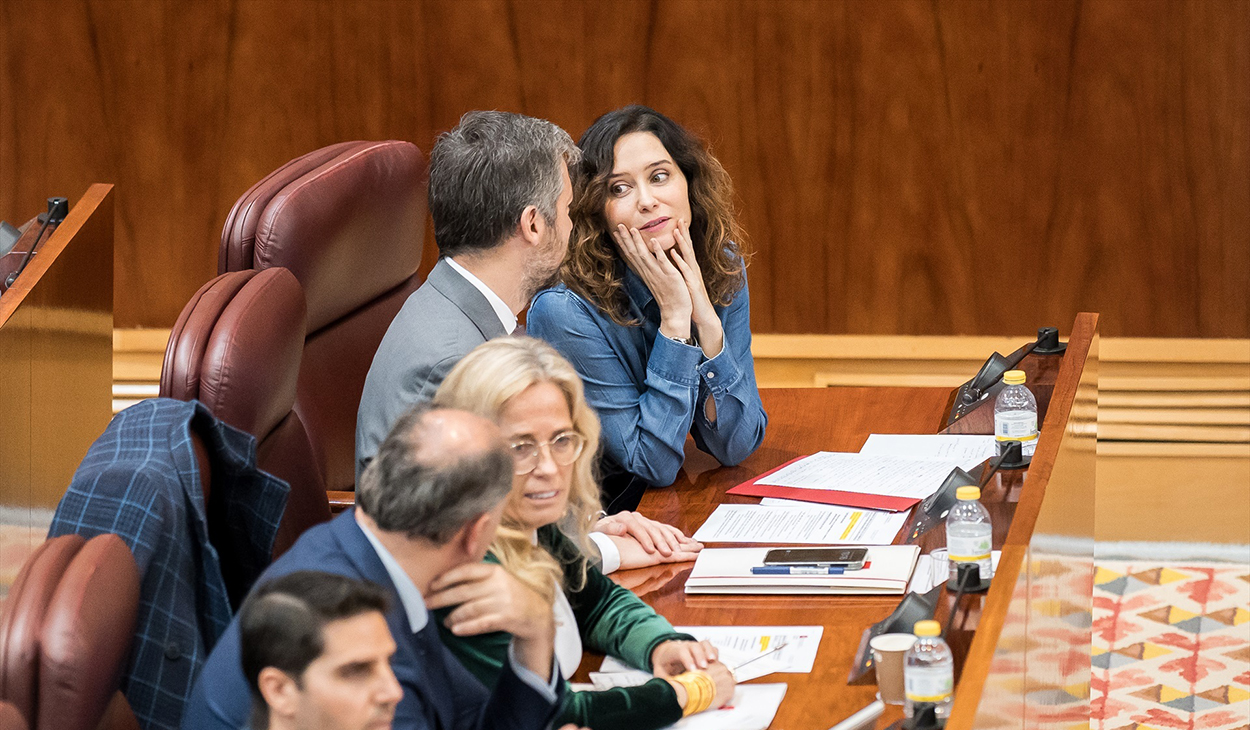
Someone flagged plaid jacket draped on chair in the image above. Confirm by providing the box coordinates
[48,398,288,730]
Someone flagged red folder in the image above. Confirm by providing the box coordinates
[726,456,922,513]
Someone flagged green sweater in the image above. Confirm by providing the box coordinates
[433,525,693,730]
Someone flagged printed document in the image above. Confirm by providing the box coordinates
[685,545,920,595]
[754,452,960,500]
[668,683,787,730]
[601,625,823,682]
[859,434,997,469]
[693,503,907,545]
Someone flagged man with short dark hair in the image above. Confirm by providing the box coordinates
[241,571,400,730]
[183,404,564,730]
[355,111,578,479]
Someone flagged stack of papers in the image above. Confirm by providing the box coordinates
[693,502,908,545]
[858,434,996,469]
[727,452,963,511]
[726,434,997,511]
[685,545,921,595]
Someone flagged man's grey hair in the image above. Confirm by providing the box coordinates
[356,403,513,544]
[428,110,580,258]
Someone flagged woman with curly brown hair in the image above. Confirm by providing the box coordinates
[528,105,767,512]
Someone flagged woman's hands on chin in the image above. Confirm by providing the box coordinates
[670,219,723,359]
[612,224,692,340]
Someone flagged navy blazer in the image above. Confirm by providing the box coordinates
[49,398,288,730]
[181,509,562,730]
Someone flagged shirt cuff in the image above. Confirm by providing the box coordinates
[588,531,622,574]
[648,332,704,385]
[696,331,742,392]
[506,641,561,703]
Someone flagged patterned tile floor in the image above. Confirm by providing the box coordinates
[1093,560,1250,730]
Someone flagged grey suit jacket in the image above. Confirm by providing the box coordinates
[356,258,508,478]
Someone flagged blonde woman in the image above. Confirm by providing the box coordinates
[427,337,734,729]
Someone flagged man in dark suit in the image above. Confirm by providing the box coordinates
[355,111,578,479]
[183,404,564,730]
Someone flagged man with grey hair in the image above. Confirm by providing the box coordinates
[356,110,579,479]
[356,111,692,574]
[183,404,565,730]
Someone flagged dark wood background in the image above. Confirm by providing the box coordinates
[2,0,1246,337]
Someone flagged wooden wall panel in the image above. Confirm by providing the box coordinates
[1,0,1246,337]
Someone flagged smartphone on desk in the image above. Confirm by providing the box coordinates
[762,547,868,570]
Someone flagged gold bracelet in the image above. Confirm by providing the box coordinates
[693,670,717,711]
[671,671,715,716]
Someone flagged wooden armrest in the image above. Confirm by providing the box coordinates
[327,490,355,513]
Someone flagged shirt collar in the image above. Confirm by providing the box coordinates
[621,263,655,310]
[445,256,518,334]
[355,513,429,633]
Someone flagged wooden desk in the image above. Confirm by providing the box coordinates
[582,314,1098,730]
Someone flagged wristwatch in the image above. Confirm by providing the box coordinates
[667,334,697,346]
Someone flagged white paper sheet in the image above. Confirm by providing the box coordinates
[859,434,997,469]
[668,684,788,730]
[693,503,907,545]
[754,452,961,500]
[599,626,823,682]
[676,625,823,679]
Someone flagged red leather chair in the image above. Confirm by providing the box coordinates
[0,701,29,730]
[0,534,140,730]
[219,140,428,495]
[161,267,331,555]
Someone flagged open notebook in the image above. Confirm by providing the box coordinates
[685,545,921,595]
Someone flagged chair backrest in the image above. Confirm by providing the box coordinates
[0,534,140,730]
[0,536,83,720]
[219,140,427,492]
[0,701,28,730]
[161,267,331,555]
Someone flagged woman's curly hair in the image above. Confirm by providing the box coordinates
[561,105,749,325]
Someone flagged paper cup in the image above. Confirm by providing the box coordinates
[870,633,917,705]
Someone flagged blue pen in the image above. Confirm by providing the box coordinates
[751,565,846,575]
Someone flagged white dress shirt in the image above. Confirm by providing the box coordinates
[446,257,518,334]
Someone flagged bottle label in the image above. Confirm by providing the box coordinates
[905,666,953,703]
[995,410,1037,441]
[947,533,991,562]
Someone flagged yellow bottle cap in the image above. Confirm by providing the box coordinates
[956,486,981,501]
[1003,370,1026,385]
[914,620,941,637]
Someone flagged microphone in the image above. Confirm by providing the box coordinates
[3,197,68,290]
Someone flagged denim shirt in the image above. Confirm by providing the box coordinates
[528,265,767,489]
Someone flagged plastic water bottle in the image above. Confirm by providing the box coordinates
[946,486,993,584]
[904,620,954,720]
[994,370,1037,457]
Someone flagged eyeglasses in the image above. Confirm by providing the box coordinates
[509,431,586,475]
